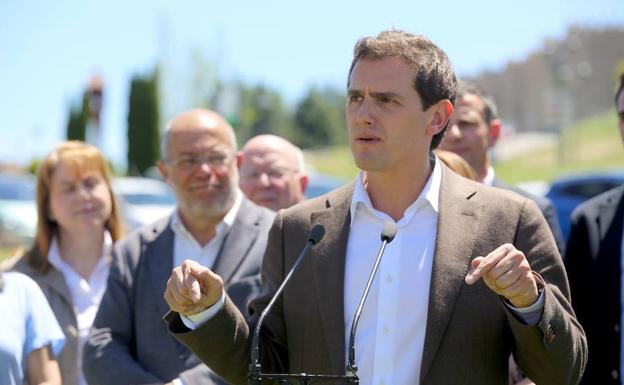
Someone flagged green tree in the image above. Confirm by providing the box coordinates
[236,84,294,145]
[66,93,88,141]
[294,87,346,148]
[127,69,160,176]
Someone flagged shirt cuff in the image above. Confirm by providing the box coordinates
[503,287,545,326]
[172,378,184,385]
[181,290,226,330]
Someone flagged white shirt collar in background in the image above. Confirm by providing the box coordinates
[48,231,112,385]
[171,189,243,270]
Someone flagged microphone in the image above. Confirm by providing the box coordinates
[347,220,398,373]
[249,224,325,383]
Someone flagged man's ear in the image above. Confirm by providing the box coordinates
[299,174,309,195]
[427,100,454,136]
[488,119,502,148]
[156,160,168,180]
[236,151,244,170]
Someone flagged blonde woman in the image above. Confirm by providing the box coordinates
[8,141,125,385]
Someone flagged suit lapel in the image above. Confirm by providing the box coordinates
[212,198,259,283]
[37,266,73,307]
[143,219,176,316]
[310,184,354,375]
[420,167,483,383]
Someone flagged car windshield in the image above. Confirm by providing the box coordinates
[121,193,175,205]
[0,174,36,200]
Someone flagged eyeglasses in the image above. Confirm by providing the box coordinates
[165,153,231,171]
[240,167,297,182]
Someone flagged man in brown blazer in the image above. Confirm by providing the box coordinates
[163,30,587,385]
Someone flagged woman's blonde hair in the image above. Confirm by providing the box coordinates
[434,149,478,181]
[27,141,125,273]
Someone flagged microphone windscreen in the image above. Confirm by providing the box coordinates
[308,224,325,244]
[381,221,398,243]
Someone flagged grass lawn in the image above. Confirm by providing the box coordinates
[495,111,623,184]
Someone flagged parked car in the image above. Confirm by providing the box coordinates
[0,173,37,247]
[112,177,175,229]
[546,171,624,241]
[305,171,346,199]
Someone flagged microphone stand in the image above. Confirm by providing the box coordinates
[249,225,360,384]
[248,221,396,385]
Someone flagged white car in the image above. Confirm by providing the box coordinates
[0,173,37,247]
[112,177,175,230]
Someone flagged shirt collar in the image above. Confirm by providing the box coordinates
[48,230,113,273]
[171,189,243,241]
[483,166,495,186]
[350,156,441,225]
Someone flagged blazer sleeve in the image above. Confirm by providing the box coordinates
[167,211,289,385]
[83,242,164,385]
[506,199,587,385]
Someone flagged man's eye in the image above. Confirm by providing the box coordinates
[179,158,196,166]
[348,95,362,103]
[209,156,226,166]
[267,170,285,179]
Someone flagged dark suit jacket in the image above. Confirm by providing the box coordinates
[566,185,624,385]
[168,166,586,385]
[83,197,274,385]
[492,177,565,255]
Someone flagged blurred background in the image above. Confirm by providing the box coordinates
[1,0,623,257]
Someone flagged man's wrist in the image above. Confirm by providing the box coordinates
[181,290,226,330]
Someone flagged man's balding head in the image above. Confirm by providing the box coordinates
[239,134,308,211]
[158,109,240,230]
[161,109,237,160]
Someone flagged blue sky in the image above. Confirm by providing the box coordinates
[0,0,622,169]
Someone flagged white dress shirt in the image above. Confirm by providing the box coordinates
[344,159,441,385]
[171,190,243,269]
[483,166,496,186]
[48,231,112,385]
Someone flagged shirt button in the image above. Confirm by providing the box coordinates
[383,325,390,335]
[386,275,393,284]
[612,370,619,379]
[615,324,620,333]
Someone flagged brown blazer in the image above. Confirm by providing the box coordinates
[168,165,587,385]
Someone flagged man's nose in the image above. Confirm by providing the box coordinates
[446,123,461,139]
[352,99,374,126]
[258,172,271,186]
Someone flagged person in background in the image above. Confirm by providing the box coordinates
[0,270,65,385]
[83,109,274,385]
[439,82,565,254]
[239,134,308,211]
[6,141,125,385]
[565,72,624,385]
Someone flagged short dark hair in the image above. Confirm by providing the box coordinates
[615,72,624,107]
[457,82,499,124]
[348,29,457,150]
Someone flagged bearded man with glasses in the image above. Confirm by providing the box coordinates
[83,109,275,385]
